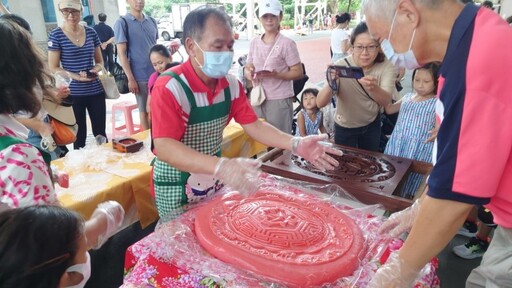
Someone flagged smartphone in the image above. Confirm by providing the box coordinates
[86,71,98,78]
[330,65,365,79]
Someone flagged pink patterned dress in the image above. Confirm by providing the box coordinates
[0,114,57,211]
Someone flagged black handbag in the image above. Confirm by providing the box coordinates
[112,16,131,94]
[112,60,129,94]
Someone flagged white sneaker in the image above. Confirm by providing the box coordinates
[453,237,489,259]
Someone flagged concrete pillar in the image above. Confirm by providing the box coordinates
[6,0,48,43]
[247,0,254,39]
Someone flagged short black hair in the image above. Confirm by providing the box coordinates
[0,206,83,288]
[182,6,232,44]
[98,13,107,22]
[149,44,171,59]
[336,13,351,24]
[0,13,31,33]
[300,88,320,109]
[482,1,493,9]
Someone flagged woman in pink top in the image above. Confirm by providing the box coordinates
[244,0,304,134]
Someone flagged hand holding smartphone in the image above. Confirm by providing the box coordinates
[329,65,365,79]
[86,71,98,78]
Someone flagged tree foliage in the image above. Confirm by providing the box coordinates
[143,0,361,21]
[145,0,220,18]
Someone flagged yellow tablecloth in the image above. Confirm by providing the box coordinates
[54,123,266,227]
[53,131,158,228]
[221,121,267,158]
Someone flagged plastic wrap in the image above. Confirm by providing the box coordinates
[124,173,440,287]
[60,133,154,174]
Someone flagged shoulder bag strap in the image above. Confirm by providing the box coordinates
[262,34,282,71]
[344,58,377,103]
[0,136,52,166]
[115,16,129,61]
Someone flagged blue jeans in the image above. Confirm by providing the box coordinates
[334,115,381,152]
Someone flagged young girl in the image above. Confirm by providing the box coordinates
[295,88,328,137]
[0,205,89,288]
[146,44,180,119]
[384,62,441,199]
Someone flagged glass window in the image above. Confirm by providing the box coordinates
[40,0,56,22]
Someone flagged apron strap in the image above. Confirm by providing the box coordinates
[162,71,198,108]
[0,135,52,166]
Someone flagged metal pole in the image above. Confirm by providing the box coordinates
[247,0,255,39]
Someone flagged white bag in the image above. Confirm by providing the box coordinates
[99,67,121,100]
[250,85,266,106]
[249,35,281,107]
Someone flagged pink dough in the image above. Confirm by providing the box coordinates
[195,189,365,287]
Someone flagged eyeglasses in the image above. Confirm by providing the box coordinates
[353,45,379,53]
[61,10,80,17]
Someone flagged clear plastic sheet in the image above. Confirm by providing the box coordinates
[60,133,154,173]
[125,174,439,287]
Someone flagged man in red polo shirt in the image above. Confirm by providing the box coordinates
[362,0,512,287]
[150,7,342,221]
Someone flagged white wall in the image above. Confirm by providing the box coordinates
[500,0,512,19]
[6,0,47,43]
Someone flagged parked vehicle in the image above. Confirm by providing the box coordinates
[158,19,174,41]
[157,3,223,41]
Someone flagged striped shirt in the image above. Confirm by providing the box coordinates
[48,26,104,97]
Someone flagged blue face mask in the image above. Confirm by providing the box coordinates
[194,41,234,79]
[380,11,420,70]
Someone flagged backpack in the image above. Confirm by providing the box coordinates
[113,16,158,94]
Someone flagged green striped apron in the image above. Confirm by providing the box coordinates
[152,71,231,221]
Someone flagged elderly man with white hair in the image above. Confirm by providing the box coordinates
[361,0,512,287]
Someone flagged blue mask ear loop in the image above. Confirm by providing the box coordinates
[193,40,205,68]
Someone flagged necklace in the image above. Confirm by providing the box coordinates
[63,26,83,42]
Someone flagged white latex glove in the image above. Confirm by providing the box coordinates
[367,252,421,288]
[213,157,261,197]
[379,199,421,238]
[291,134,343,171]
[91,201,125,249]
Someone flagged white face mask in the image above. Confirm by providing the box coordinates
[65,252,91,288]
[381,10,420,70]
